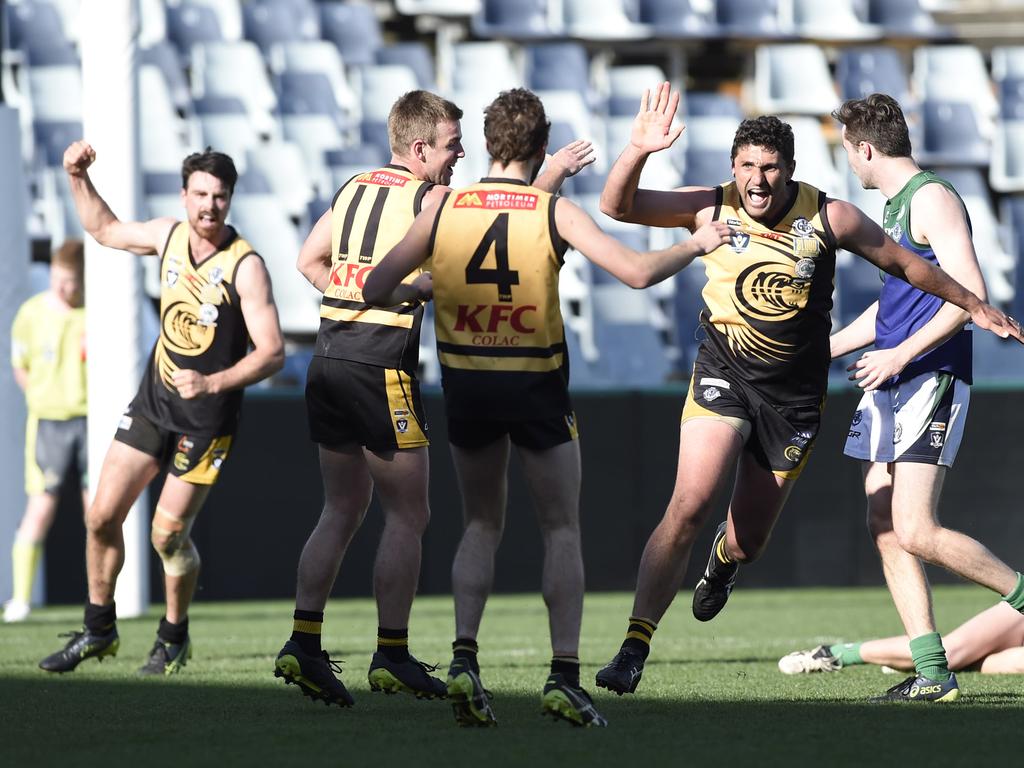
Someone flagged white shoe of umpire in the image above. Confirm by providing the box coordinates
[3,600,31,623]
[778,645,842,674]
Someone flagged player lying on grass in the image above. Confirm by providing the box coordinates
[780,601,1024,675]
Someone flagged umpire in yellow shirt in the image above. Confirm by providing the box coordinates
[5,240,87,623]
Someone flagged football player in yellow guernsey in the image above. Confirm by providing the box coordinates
[591,82,1023,697]
[364,87,733,728]
[39,142,284,676]
[275,90,596,708]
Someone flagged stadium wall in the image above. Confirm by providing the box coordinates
[44,386,1024,604]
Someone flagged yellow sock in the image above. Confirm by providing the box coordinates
[12,539,43,605]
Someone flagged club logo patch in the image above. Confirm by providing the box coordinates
[703,386,721,402]
[791,217,815,236]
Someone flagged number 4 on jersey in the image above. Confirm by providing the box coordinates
[465,213,519,302]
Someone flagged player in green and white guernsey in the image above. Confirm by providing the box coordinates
[832,93,1024,702]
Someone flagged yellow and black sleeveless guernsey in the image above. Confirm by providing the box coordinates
[315,165,436,372]
[704,180,837,404]
[130,222,255,436]
[429,178,569,420]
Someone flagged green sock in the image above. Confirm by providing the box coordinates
[827,642,864,667]
[909,632,950,682]
[1001,572,1024,613]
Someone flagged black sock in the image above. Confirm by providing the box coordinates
[158,616,189,645]
[453,637,479,674]
[291,609,324,655]
[84,602,116,634]
[377,627,410,662]
[551,656,581,688]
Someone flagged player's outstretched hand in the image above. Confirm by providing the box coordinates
[631,81,685,154]
[63,141,96,177]
[690,221,733,255]
[409,271,433,302]
[547,140,596,178]
[972,303,1024,345]
[171,369,213,399]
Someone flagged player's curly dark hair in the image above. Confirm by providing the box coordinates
[832,93,912,158]
[484,88,551,166]
[181,147,239,194]
[730,116,795,168]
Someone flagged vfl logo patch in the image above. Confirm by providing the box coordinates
[396,418,409,434]
[851,410,863,427]
[729,231,750,253]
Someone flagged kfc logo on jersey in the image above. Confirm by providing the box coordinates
[453,304,537,334]
[454,190,539,210]
[328,262,375,299]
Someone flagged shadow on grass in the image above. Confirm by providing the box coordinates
[0,674,1018,768]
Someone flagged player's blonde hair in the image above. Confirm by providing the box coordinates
[388,91,463,156]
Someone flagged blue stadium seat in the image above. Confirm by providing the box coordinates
[192,95,248,114]
[1006,196,1024,320]
[375,43,436,89]
[836,47,911,102]
[673,259,707,375]
[637,0,718,37]
[867,0,947,37]
[319,1,382,66]
[526,43,590,102]
[684,92,743,118]
[7,0,77,65]
[325,145,387,168]
[144,172,183,195]
[167,2,225,53]
[472,0,557,39]
[683,148,731,188]
[277,71,346,128]
[918,100,989,167]
[716,0,790,38]
[1000,78,1024,121]
[142,42,192,115]
[834,255,883,329]
[792,0,879,41]
[242,0,319,52]
[360,120,392,158]
[33,120,83,167]
[562,0,649,40]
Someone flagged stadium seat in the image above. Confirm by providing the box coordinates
[396,0,481,17]
[167,2,225,53]
[590,286,671,387]
[189,0,245,41]
[6,0,77,64]
[375,43,437,90]
[319,1,382,67]
[471,0,559,40]
[449,41,522,94]
[990,121,1024,193]
[753,44,838,116]
[245,141,316,219]
[142,41,192,115]
[914,45,999,131]
[190,41,278,138]
[834,253,882,329]
[992,45,1024,82]
[836,46,912,103]
[608,66,670,117]
[28,65,83,122]
[561,0,650,40]
[866,0,947,38]
[144,172,184,195]
[917,100,989,168]
[277,71,348,131]
[325,145,387,167]
[33,120,82,167]
[715,0,790,38]
[999,78,1024,121]
[241,0,319,53]
[192,95,247,115]
[359,64,422,123]
[789,117,841,196]
[791,0,879,41]
[1005,195,1024,320]
[682,147,732,188]
[197,113,261,173]
[227,194,322,335]
[525,43,592,104]
[636,0,718,38]
[268,40,358,125]
[236,169,274,195]
[280,113,345,191]
[139,65,196,172]
[684,92,743,119]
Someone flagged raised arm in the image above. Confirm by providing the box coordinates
[361,204,437,307]
[828,198,1023,344]
[296,207,333,293]
[533,140,596,194]
[555,197,731,288]
[63,140,174,255]
[170,255,285,398]
[600,82,714,229]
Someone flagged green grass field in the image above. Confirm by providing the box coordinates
[1,586,1020,767]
